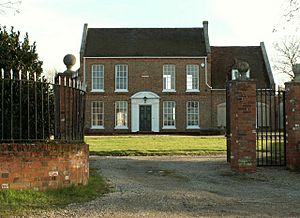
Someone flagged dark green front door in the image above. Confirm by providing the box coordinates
[139,105,152,132]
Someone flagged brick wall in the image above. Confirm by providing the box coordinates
[228,80,256,173]
[83,58,222,133]
[0,143,89,191]
[285,82,300,170]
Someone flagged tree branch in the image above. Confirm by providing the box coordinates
[0,1,22,14]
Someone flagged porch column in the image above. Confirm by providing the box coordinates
[228,62,257,173]
[285,64,300,170]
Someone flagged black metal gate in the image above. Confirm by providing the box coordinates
[226,82,231,163]
[226,83,286,166]
[256,89,286,166]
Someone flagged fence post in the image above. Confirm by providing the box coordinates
[55,54,77,141]
[228,62,257,173]
[285,63,300,170]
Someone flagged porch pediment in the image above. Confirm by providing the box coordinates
[131,91,160,99]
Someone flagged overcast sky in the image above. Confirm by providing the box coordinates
[0,0,294,84]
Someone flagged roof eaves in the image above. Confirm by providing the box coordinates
[260,42,275,88]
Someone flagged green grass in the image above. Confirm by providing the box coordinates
[87,135,226,156]
[0,169,111,217]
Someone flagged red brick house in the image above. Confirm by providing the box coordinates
[79,21,274,134]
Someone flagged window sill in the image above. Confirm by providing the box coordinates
[114,126,129,130]
[91,126,104,130]
[115,90,129,93]
[91,89,104,93]
[162,126,176,130]
[186,90,200,93]
[162,90,176,93]
[186,126,200,130]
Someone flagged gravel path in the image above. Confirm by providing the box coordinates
[33,156,300,217]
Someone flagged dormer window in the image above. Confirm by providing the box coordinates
[231,69,250,80]
[231,69,239,80]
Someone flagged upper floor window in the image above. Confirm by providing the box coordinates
[115,64,128,92]
[186,65,199,91]
[186,101,200,128]
[91,101,104,129]
[92,64,104,92]
[163,65,176,92]
[163,101,176,129]
[115,101,128,129]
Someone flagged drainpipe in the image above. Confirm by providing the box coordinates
[203,21,212,90]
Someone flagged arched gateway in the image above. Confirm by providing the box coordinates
[131,91,160,132]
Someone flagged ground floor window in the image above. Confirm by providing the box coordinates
[163,101,176,128]
[187,101,199,128]
[115,101,128,128]
[91,101,104,128]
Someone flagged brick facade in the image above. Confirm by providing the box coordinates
[228,80,257,173]
[83,58,222,134]
[0,143,89,190]
[285,82,300,170]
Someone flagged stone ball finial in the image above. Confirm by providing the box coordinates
[236,61,250,80]
[236,61,250,73]
[63,54,76,71]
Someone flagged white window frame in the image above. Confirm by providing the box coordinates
[186,101,200,129]
[115,64,128,92]
[115,101,128,129]
[163,65,176,92]
[186,64,199,92]
[91,64,104,92]
[162,101,176,129]
[91,101,104,129]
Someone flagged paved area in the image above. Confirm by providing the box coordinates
[34,156,300,217]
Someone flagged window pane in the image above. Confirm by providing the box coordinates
[115,65,128,90]
[163,101,176,127]
[92,65,104,90]
[187,101,199,126]
[115,101,128,127]
[186,65,199,90]
[163,65,175,90]
[91,101,104,127]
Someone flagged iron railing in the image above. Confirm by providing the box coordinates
[225,81,231,163]
[256,88,286,166]
[0,69,86,143]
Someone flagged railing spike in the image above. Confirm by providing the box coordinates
[34,72,37,81]
[1,69,4,79]
[27,71,30,80]
[19,70,22,80]
[10,69,13,79]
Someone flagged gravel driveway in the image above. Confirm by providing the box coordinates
[36,156,300,217]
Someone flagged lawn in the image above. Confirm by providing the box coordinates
[0,169,111,217]
[87,135,226,156]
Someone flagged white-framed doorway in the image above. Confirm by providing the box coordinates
[131,91,160,132]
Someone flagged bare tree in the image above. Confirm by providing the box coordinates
[273,36,300,79]
[273,0,300,32]
[0,1,21,14]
